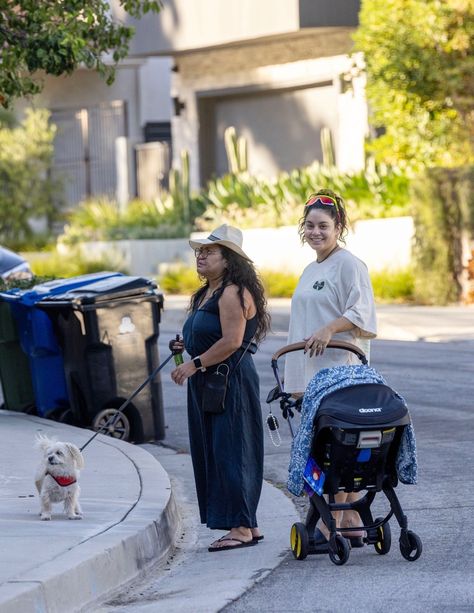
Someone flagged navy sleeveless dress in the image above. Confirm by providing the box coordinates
[182,288,264,530]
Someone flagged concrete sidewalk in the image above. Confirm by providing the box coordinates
[0,411,298,613]
[0,411,179,613]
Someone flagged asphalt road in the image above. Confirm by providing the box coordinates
[152,298,474,612]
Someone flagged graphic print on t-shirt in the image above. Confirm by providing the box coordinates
[313,280,325,291]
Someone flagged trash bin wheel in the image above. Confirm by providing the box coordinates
[58,408,75,425]
[92,408,131,441]
[24,404,38,415]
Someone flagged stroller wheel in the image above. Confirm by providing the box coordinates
[374,517,391,555]
[328,534,350,566]
[290,523,309,560]
[399,530,422,561]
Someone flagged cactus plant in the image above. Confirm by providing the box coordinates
[181,149,190,224]
[224,126,248,173]
[320,127,335,168]
[169,149,191,224]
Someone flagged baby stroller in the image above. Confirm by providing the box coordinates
[267,340,422,566]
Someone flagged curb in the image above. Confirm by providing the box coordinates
[0,425,180,613]
[101,446,301,613]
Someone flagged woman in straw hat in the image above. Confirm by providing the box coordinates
[171,224,270,552]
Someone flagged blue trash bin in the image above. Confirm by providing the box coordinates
[39,276,165,442]
[0,272,123,417]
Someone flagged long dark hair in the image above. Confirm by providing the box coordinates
[297,188,349,245]
[189,246,271,344]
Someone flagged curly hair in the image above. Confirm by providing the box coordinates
[189,246,271,344]
[297,188,349,245]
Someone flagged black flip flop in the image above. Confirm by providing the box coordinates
[208,537,258,552]
[252,535,264,542]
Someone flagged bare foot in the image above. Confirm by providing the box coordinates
[340,509,364,537]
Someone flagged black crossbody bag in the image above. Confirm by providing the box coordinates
[201,337,255,414]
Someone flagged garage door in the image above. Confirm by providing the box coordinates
[204,83,337,180]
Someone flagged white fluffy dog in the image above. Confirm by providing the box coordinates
[34,434,85,520]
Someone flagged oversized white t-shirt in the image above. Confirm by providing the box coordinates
[284,249,377,393]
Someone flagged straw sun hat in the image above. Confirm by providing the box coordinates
[189,224,252,262]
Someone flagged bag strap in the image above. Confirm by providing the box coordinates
[227,334,256,378]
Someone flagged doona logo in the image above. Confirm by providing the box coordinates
[359,407,382,413]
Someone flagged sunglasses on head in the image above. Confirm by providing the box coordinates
[305,195,338,208]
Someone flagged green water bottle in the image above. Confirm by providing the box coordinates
[172,334,184,365]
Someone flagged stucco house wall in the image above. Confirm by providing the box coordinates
[171,33,367,189]
[15,58,172,207]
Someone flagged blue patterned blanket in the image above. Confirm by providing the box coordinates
[287,365,418,496]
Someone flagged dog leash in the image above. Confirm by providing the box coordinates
[80,349,177,452]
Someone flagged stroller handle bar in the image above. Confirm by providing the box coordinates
[271,340,368,365]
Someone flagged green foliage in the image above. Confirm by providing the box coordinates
[0,108,63,250]
[0,1,162,107]
[158,265,201,295]
[224,127,248,173]
[63,162,409,241]
[26,248,127,278]
[354,0,474,170]
[158,265,298,298]
[410,166,474,304]
[370,268,415,303]
[59,193,205,244]
[158,264,415,302]
[195,160,411,230]
[59,147,206,243]
[0,275,57,292]
[260,270,299,298]
[57,142,410,245]
[169,149,192,227]
[320,127,335,168]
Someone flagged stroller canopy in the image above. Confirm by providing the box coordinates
[317,383,410,427]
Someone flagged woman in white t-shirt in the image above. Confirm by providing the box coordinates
[285,189,377,547]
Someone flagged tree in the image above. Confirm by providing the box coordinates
[0,0,162,108]
[353,0,474,171]
[0,108,62,249]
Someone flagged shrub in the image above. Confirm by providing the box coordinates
[0,275,55,292]
[158,264,416,303]
[26,248,128,278]
[58,157,411,245]
[158,265,201,295]
[195,160,411,231]
[411,166,474,304]
[260,270,299,298]
[0,109,64,250]
[159,266,298,298]
[370,268,415,304]
[59,195,205,245]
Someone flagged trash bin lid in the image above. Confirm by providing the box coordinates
[0,246,29,278]
[40,276,160,305]
[0,271,123,305]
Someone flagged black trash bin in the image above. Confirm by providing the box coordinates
[0,300,35,412]
[39,276,165,443]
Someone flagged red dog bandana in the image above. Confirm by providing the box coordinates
[47,473,77,487]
